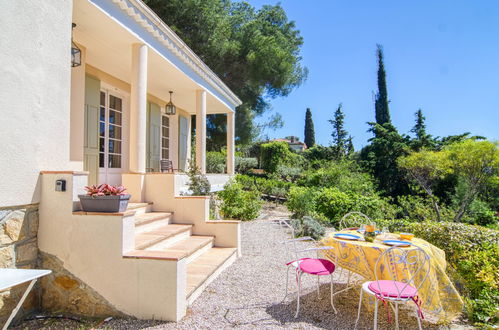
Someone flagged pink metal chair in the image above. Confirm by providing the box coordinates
[354,246,431,330]
[281,234,339,318]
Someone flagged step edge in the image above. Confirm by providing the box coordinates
[186,248,238,298]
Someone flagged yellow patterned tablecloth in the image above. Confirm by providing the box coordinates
[321,231,463,322]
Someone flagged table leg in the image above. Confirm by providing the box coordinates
[2,279,37,330]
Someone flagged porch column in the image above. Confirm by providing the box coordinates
[226,112,235,175]
[195,90,207,174]
[130,43,148,173]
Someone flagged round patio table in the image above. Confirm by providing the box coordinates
[321,230,463,323]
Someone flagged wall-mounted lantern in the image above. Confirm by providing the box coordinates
[165,91,176,115]
[71,23,81,67]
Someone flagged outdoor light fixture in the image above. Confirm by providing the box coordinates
[71,23,81,67]
[165,91,176,115]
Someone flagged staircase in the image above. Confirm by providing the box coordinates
[124,203,238,305]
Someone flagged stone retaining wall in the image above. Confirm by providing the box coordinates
[0,204,40,325]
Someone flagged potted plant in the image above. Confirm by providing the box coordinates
[78,184,131,213]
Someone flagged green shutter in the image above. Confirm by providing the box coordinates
[84,74,100,185]
[147,102,161,172]
[178,115,189,171]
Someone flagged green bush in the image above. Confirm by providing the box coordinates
[260,141,293,173]
[291,215,326,240]
[286,186,319,219]
[464,199,497,227]
[206,151,225,173]
[235,157,258,174]
[186,160,211,195]
[315,187,353,223]
[218,180,262,221]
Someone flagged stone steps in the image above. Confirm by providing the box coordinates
[134,212,173,233]
[126,202,153,215]
[186,247,238,304]
[134,224,192,250]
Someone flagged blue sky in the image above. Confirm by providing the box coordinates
[247,0,499,149]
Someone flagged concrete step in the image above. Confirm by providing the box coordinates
[134,224,192,250]
[186,247,238,304]
[126,202,153,215]
[134,212,173,233]
[124,235,215,263]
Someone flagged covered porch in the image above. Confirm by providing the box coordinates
[70,0,241,190]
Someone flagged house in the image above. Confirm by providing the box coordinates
[272,136,308,152]
[0,0,241,323]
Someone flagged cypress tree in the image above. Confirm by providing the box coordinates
[329,103,349,158]
[304,108,316,148]
[374,44,391,125]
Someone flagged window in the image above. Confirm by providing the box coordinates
[161,115,169,160]
[99,91,123,169]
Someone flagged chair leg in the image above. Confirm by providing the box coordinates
[347,270,352,286]
[317,276,320,298]
[330,273,337,314]
[416,306,423,330]
[394,302,399,330]
[294,271,303,318]
[373,298,379,330]
[354,288,363,329]
[283,266,291,302]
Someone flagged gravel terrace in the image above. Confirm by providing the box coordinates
[15,204,471,329]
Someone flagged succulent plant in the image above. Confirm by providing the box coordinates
[84,184,127,196]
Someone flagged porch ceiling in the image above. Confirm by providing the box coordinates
[73,0,233,114]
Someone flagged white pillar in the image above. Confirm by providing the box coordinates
[226,112,235,175]
[195,90,207,174]
[130,43,148,173]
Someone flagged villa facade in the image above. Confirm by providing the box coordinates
[0,0,241,323]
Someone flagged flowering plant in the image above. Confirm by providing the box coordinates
[84,184,127,197]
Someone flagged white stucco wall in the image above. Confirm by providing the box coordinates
[0,0,73,207]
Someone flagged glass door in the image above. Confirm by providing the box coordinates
[99,90,123,184]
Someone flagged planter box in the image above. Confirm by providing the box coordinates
[78,194,131,213]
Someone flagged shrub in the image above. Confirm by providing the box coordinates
[315,188,353,224]
[291,215,326,240]
[206,151,226,173]
[186,160,211,195]
[463,199,497,227]
[235,157,258,174]
[218,180,262,221]
[275,165,302,182]
[260,141,293,173]
[286,186,319,219]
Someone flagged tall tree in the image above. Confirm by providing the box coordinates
[374,44,391,125]
[304,108,315,148]
[410,109,434,151]
[347,135,355,155]
[144,0,307,147]
[329,103,349,158]
[360,45,409,197]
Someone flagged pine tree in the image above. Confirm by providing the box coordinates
[410,109,434,151]
[374,44,391,126]
[304,108,315,148]
[347,135,355,155]
[329,103,349,158]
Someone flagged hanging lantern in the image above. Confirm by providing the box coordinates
[165,91,176,115]
[71,23,81,67]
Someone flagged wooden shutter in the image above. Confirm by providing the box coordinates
[146,102,161,172]
[178,115,189,171]
[84,75,100,185]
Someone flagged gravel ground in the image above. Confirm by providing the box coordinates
[14,204,471,329]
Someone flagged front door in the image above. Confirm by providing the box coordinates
[98,90,124,185]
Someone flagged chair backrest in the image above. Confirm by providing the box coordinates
[160,159,173,173]
[373,246,431,299]
[339,211,372,229]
